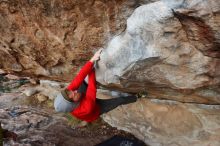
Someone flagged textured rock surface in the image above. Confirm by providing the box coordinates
[96,0,220,104]
[0,76,145,146]
[1,0,220,146]
[95,1,220,145]
[1,106,143,146]
[0,0,156,80]
[102,98,220,146]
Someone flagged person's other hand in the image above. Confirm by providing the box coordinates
[90,48,103,63]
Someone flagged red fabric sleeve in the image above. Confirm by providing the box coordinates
[85,69,96,102]
[67,61,93,91]
[71,69,100,122]
[72,70,96,115]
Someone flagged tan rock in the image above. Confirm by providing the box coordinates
[22,88,38,97]
[5,74,20,80]
[102,98,220,146]
[35,94,48,103]
[29,79,39,85]
[0,69,6,74]
[39,80,63,88]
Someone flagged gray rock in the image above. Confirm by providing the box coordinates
[40,80,64,88]
[96,0,220,104]
[22,88,38,97]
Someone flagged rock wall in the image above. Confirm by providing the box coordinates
[0,0,155,80]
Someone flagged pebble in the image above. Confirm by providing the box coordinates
[29,79,39,85]
[5,74,20,80]
[22,88,38,96]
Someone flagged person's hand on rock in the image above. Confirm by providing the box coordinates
[90,48,103,63]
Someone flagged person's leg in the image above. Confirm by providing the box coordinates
[97,95,137,115]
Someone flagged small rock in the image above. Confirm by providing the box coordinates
[35,29,45,40]
[22,88,38,96]
[35,94,48,103]
[29,79,39,85]
[5,74,20,80]
[37,86,60,100]
[0,69,6,74]
[40,80,62,88]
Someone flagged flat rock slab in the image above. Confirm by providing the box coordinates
[103,98,220,146]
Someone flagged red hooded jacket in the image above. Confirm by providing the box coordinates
[67,61,100,122]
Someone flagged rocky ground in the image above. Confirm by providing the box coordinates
[0,73,146,146]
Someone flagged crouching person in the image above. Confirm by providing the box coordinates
[54,49,137,127]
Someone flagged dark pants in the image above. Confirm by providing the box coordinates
[96,96,137,115]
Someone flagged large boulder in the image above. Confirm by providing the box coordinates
[96,1,220,145]
[96,0,220,104]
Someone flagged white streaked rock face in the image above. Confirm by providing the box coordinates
[96,0,220,104]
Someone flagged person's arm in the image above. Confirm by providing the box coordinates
[67,49,102,91]
[72,70,97,116]
[67,61,94,91]
[85,69,96,103]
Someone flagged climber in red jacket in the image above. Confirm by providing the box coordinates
[54,49,138,126]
